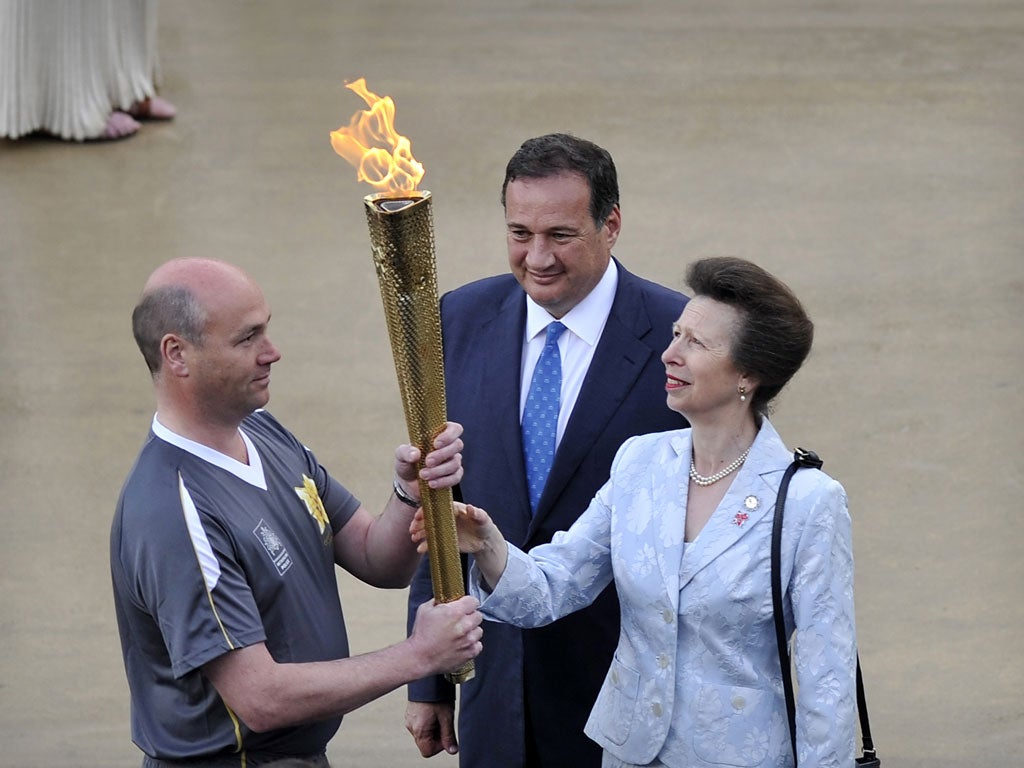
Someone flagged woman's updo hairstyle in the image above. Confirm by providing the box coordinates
[686,256,813,415]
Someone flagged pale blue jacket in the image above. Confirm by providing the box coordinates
[472,419,857,767]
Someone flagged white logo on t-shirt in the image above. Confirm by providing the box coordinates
[254,519,292,575]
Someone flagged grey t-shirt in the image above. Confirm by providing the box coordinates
[111,410,360,760]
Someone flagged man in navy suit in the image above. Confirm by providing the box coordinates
[405,133,688,768]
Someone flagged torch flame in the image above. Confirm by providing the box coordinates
[330,78,425,195]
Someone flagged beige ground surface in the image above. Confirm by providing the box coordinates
[1,2,1021,766]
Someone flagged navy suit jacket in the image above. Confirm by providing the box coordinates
[408,260,688,767]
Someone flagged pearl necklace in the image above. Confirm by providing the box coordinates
[689,447,751,487]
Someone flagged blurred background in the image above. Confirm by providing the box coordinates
[1,1,1021,766]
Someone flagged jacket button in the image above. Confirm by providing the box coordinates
[651,702,663,717]
[662,609,674,623]
[732,695,746,710]
[658,654,669,669]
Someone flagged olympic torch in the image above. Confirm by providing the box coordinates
[330,79,472,683]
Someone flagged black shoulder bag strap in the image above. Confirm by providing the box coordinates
[771,448,880,767]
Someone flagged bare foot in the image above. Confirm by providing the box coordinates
[129,96,177,121]
[96,111,141,141]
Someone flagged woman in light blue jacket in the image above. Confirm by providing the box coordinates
[418,257,856,767]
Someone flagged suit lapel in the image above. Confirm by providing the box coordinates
[476,291,534,517]
[530,269,657,527]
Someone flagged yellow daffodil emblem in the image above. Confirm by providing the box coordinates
[295,474,332,545]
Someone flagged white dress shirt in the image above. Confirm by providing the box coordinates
[519,259,619,447]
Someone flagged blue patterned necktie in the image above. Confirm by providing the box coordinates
[522,321,566,512]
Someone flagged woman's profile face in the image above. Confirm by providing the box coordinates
[661,296,745,419]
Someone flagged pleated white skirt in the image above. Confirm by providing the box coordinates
[0,0,161,140]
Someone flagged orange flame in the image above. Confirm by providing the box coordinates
[330,78,424,195]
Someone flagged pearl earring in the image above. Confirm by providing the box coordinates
[738,385,747,402]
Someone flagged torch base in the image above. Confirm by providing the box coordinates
[445,661,475,685]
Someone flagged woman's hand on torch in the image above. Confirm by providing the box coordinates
[411,502,509,589]
[394,421,465,501]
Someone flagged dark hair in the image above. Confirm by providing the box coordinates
[686,257,813,415]
[501,133,619,226]
[131,285,206,375]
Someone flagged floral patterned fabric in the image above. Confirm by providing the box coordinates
[472,419,856,767]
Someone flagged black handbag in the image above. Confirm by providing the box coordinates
[771,448,880,768]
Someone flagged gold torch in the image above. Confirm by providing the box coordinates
[330,79,472,683]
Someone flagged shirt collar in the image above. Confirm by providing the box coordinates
[524,258,618,344]
[151,413,266,488]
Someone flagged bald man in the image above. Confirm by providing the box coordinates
[110,258,483,768]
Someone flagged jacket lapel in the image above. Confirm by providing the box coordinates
[677,419,792,592]
[655,431,691,602]
[530,268,657,528]
[476,291,534,519]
